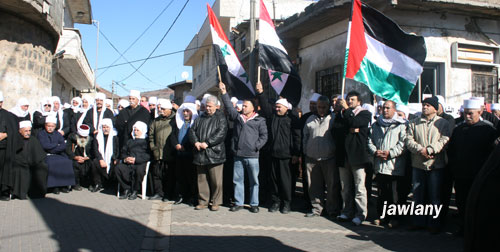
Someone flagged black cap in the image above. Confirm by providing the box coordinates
[423,96,439,111]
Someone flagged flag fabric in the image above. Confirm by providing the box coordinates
[258,0,302,106]
[207,4,255,99]
[343,0,427,105]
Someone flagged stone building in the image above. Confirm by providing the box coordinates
[0,0,93,111]
[274,0,500,111]
[184,0,315,99]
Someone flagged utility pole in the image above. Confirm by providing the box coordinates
[249,0,257,84]
[111,80,115,101]
[92,20,100,93]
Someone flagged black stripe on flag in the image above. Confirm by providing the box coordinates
[213,45,255,100]
[280,69,302,107]
[361,3,427,65]
[258,44,293,74]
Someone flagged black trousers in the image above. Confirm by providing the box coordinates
[270,157,292,205]
[91,160,114,186]
[73,160,95,186]
[376,174,406,221]
[116,163,147,191]
[454,177,474,226]
[175,156,197,201]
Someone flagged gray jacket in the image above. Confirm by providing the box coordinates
[367,120,407,176]
[303,113,335,161]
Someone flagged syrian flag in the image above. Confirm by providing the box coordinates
[207,4,254,99]
[258,0,302,106]
[344,0,427,105]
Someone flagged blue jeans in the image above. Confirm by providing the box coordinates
[412,167,444,228]
[233,157,260,206]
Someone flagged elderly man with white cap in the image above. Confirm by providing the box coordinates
[148,99,176,201]
[470,96,499,128]
[92,118,119,192]
[83,92,114,136]
[492,103,500,120]
[65,124,96,191]
[38,115,75,194]
[256,81,300,214]
[10,121,48,199]
[447,98,498,236]
[116,121,151,200]
[148,97,158,119]
[115,90,151,149]
[0,91,22,201]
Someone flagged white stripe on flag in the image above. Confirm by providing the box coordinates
[268,70,289,95]
[259,20,287,54]
[364,33,423,84]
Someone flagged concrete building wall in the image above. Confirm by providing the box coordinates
[52,73,75,103]
[0,11,54,111]
[294,8,500,112]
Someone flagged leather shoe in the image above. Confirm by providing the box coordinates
[210,205,220,211]
[305,212,319,218]
[119,190,130,200]
[174,197,184,205]
[268,202,280,213]
[61,187,69,193]
[128,191,138,200]
[91,184,102,193]
[281,203,291,214]
[195,204,208,210]
[53,188,60,194]
[230,205,244,212]
[0,195,10,201]
[73,185,82,191]
[249,206,259,213]
[149,194,163,200]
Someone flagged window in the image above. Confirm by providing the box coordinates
[315,66,342,99]
[409,63,444,103]
[471,66,498,103]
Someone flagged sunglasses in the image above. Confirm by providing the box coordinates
[44,104,52,107]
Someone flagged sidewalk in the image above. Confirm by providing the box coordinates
[0,190,463,252]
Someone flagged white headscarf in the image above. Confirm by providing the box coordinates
[132,121,148,139]
[176,103,198,129]
[10,98,30,118]
[96,118,115,174]
[78,95,94,129]
[38,97,55,117]
[71,97,83,113]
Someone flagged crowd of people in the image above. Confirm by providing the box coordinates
[1,83,499,239]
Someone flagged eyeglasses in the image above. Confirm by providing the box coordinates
[44,104,52,107]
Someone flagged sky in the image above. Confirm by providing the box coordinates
[76,0,216,96]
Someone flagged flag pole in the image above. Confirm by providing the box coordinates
[341,0,356,99]
[217,65,222,82]
[257,66,260,83]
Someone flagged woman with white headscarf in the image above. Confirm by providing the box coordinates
[76,95,94,130]
[32,97,55,136]
[115,121,150,200]
[9,98,31,122]
[67,97,83,134]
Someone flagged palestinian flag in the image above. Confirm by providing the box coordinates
[258,0,302,106]
[344,0,427,105]
[207,4,254,99]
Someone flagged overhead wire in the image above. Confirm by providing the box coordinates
[97,0,175,78]
[118,0,191,82]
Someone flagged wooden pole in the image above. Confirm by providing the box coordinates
[257,66,260,83]
[217,65,222,82]
[341,77,346,99]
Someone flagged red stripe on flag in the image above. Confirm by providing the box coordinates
[345,0,367,79]
[259,0,275,28]
[207,4,233,48]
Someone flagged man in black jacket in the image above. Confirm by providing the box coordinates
[115,90,151,150]
[336,91,371,226]
[219,82,268,213]
[92,118,119,192]
[83,92,114,136]
[448,99,497,235]
[256,82,300,214]
[189,95,228,211]
[66,124,96,191]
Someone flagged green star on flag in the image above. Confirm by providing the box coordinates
[271,71,283,81]
[221,45,231,57]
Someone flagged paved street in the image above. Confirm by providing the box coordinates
[0,188,463,252]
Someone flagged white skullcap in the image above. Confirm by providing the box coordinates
[184,95,196,104]
[0,91,3,102]
[118,99,129,108]
[18,98,29,106]
[51,96,61,105]
[82,94,94,104]
[159,99,172,109]
[72,97,82,104]
[396,104,410,117]
[491,103,500,111]
[195,100,201,106]
[129,90,141,101]
[309,93,321,102]
[470,97,485,105]
[133,121,148,135]
[45,116,57,124]
[463,99,482,110]
[236,100,243,110]
[63,103,71,109]
[148,97,158,105]
[435,95,445,108]
[276,98,289,109]
[95,92,106,101]
[19,120,32,129]
[362,104,375,115]
[78,124,90,137]
[104,99,113,107]
[101,118,113,127]
[231,97,238,104]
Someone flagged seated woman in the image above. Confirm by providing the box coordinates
[37,116,75,194]
[115,121,150,200]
